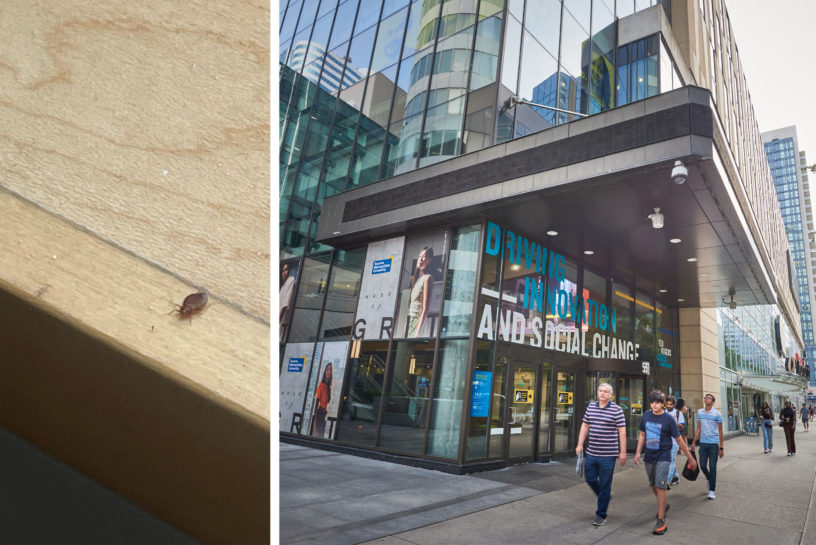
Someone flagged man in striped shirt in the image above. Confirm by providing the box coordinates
[576,383,627,526]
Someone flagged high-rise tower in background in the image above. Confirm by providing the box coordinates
[762,127,816,391]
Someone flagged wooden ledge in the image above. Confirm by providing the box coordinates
[0,191,270,544]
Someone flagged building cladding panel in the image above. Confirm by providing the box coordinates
[762,127,816,376]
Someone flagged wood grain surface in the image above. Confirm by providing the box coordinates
[0,2,270,542]
[0,0,270,320]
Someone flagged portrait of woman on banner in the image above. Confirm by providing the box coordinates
[396,233,446,339]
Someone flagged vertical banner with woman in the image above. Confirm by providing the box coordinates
[279,257,301,341]
[395,231,448,339]
[305,341,349,439]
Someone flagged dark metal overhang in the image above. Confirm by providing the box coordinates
[317,86,778,310]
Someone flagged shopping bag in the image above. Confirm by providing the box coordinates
[682,449,699,481]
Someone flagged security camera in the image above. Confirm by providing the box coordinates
[724,287,737,310]
[671,161,688,185]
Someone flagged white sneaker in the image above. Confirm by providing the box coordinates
[708,490,716,500]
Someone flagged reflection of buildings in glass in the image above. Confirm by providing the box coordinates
[393,1,482,174]
[288,41,363,94]
[340,72,407,130]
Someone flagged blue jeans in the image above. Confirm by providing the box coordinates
[585,454,616,518]
[698,442,719,491]
[761,422,773,451]
[668,439,680,482]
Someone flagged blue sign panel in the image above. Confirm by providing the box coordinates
[287,357,304,372]
[471,371,493,417]
[372,258,393,274]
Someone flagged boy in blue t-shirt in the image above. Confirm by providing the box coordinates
[635,390,697,536]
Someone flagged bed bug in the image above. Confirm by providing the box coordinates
[170,291,208,322]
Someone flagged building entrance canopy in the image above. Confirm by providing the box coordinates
[740,374,808,396]
[318,87,797,330]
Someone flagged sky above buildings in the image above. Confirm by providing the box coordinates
[726,0,815,166]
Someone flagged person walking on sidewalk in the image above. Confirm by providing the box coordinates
[758,401,774,453]
[635,390,697,536]
[800,403,809,432]
[575,383,627,527]
[665,396,684,486]
[691,393,723,500]
[780,401,797,455]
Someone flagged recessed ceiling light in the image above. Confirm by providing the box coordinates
[687,257,697,262]
[584,250,594,255]
[659,289,667,293]
[701,272,709,277]
[547,230,558,236]
[670,238,681,244]
[677,298,685,302]
[511,264,520,270]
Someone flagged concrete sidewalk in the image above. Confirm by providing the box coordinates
[280,424,816,544]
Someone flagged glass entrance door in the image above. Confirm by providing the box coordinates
[617,375,645,446]
[553,369,576,453]
[505,363,538,459]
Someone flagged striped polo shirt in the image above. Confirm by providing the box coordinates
[583,401,626,456]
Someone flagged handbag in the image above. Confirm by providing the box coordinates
[682,449,700,481]
[763,419,773,428]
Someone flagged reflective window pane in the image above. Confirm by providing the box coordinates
[564,0,590,32]
[518,32,558,131]
[336,340,389,447]
[329,0,359,51]
[425,339,468,459]
[371,8,409,75]
[440,225,480,337]
[466,340,494,459]
[320,249,366,341]
[470,15,502,91]
[525,0,561,59]
[378,340,436,454]
[500,15,521,93]
[288,255,332,342]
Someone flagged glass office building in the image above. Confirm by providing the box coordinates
[762,128,815,392]
[280,1,805,470]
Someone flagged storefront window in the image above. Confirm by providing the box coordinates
[544,256,579,354]
[635,291,655,379]
[654,301,679,394]
[466,340,494,460]
[488,354,508,458]
[537,360,552,454]
[320,249,366,341]
[500,238,545,346]
[582,269,609,343]
[611,280,634,343]
[441,225,480,338]
[335,340,390,447]
[378,340,436,454]
[426,339,469,459]
[287,254,332,342]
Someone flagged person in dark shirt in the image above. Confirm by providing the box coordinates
[780,401,797,455]
[635,390,697,536]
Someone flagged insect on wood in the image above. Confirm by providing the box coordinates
[170,291,208,322]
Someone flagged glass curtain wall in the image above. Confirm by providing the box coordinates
[280,1,684,262]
